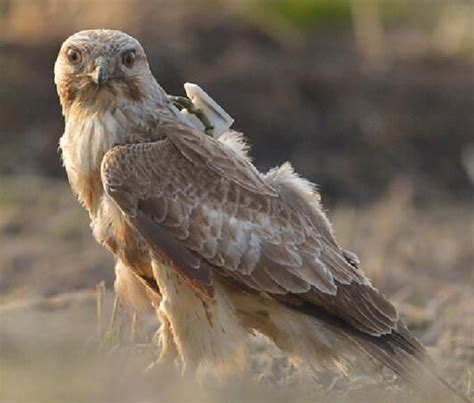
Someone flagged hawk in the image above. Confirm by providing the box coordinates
[54,29,466,401]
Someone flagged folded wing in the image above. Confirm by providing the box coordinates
[101,122,398,337]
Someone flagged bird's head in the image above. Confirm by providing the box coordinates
[54,29,155,115]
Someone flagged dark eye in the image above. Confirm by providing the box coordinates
[67,48,82,64]
[122,50,136,68]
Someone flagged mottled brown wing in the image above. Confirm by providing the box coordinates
[101,122,398,337]
[164,121,277,197]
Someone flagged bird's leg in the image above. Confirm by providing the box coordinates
[154,315,179,366]
[168,95,214,136]
[168,95,193,111]
[146,316,179,373]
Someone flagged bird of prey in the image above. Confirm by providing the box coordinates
[54,29,467,401]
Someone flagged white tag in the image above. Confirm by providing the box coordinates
[184,83,234,138]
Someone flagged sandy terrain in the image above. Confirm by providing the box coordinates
[0,1,473,401]
[0,176,472,402]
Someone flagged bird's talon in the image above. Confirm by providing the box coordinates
[169,95,214,136]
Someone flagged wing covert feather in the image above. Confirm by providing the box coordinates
[101,124,398,337]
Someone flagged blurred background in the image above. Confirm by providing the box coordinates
[0,1,473,402]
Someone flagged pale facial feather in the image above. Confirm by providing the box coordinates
[55,30,170,213]
[54,29,162,115]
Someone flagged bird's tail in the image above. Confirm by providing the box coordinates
[346,321,471,403]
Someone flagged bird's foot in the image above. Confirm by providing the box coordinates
[168,95,214,136]
[145,323,179,372]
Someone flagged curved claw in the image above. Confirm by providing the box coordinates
[168,95,214,136]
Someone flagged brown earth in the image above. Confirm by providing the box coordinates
[0,1,473,402]
[0,176,472,402]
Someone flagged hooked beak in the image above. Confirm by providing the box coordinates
[91,57,108,88]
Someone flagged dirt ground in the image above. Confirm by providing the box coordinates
[0,175,472,402]
[0,1,473,402]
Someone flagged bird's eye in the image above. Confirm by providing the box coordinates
[67,48,82,64]
[122,50,136,68]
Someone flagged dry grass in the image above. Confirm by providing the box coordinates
[0,175,472,402]
[0,1,472,400]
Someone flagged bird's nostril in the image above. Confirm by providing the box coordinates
[96,66,108,87]
[92,57,109,88]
